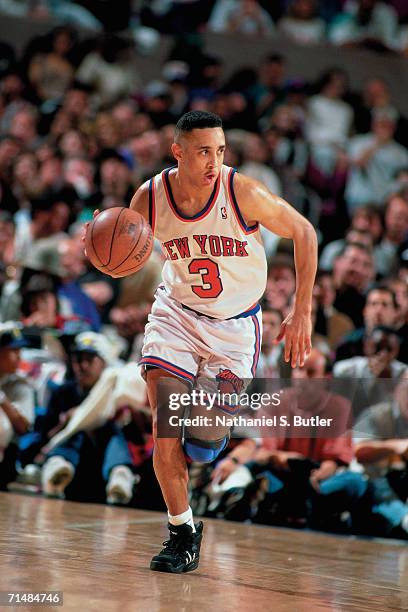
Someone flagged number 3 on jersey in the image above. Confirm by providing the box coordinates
[188,258,223,298]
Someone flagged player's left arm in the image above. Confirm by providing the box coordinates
[234,174,318,368]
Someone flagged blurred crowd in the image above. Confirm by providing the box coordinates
[0,15,407,540]
[2,1,408,54]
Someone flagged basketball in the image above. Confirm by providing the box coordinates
[85,207,153,277]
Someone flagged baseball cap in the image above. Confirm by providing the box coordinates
[0,323,28,350]
[72,332,119,366]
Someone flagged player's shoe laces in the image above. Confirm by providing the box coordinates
[150,521,203,573]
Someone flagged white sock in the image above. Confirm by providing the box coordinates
[168,506,196,532]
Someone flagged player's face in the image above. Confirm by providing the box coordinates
[173,128,226,187]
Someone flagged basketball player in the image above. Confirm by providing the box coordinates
[90,111,317,573]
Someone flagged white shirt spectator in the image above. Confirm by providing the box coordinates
[345,134,408,211]
[208,0,274,35]
[278,16,326,45]
[305,94,353,147]
[329,1,399,50]
[76,52,139,107]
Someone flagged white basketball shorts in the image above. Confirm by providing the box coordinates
[140,286,262,400]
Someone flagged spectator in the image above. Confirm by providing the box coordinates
[345,111,408,212]
[20,271,83,332]
[254,305,283,379]
[264,254,296,315]
[239,132,281,197]
[63,156,96,202]
[40,332,136,503]
[314,271,354,350]
[329,0,399,51]
[0,70,31,135]
[13,193,70,268]
[353,371,408,537]
[76,36,138,108]
[354,79,399,136]
[305,69,354,175]
[213,350,354,527]
[375,191,408,276]
[27,26,76,101]
[9,107,41,150]
[0,323,34,488]
[0,211,16,270]
[249,54,286,119]
[208,0,275,35]
[318,204,382,271]
[319,227,373,272]
[333,242,375,327]
[335,285,401,361]
[279,0,326,45]
[334,326,407,413]
[387,276,408,363]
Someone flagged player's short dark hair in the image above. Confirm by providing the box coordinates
[175,111,223,139]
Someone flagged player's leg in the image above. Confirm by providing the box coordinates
[146,367,203,573]
[146,367,190,515]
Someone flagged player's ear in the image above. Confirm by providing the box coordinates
[171,142,183,162]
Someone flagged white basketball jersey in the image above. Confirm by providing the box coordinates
[148,165,267,319]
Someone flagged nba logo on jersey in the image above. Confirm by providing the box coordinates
[221,207,227,219]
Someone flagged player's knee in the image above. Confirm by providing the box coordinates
[183,435,229,464]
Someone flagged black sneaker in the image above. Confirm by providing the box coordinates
[150,522,203,573]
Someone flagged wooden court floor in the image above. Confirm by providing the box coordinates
[0,493,407,612]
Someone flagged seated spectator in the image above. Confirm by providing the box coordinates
[345,111,408,212]
[60,83,92,125]
[11,151,42,207]
[208,0,275,35]
[207,350,357,529]
[76,35,138,109]
[278,0,326,45]
[239,132,282,196]
[0,323,34,488]
[353,372,408,537]
[318,204,382,271]
[13,191,71,268]
[375,190,408,276]
[333,242,375,327]
[305,69,354,173]
[63,156,96,203]
[387,276,408,363]
[334,326,407,413]
[39,332,136,504]
[314,271,354,350]
[248,53,286,119]
[336,284,407,363]
[319,227,373,272]
[20,271,86,333]
[0,211,15,271]
[27,26,76,102]
[57,238,102,332]
[9,107,41,151]
[90,149,135,210]
[254,305,283,379]
[354,79,400,136]
[264,254,296,316]
[329,0,399,51]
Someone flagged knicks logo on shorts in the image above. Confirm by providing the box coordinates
[216,369,244,395]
